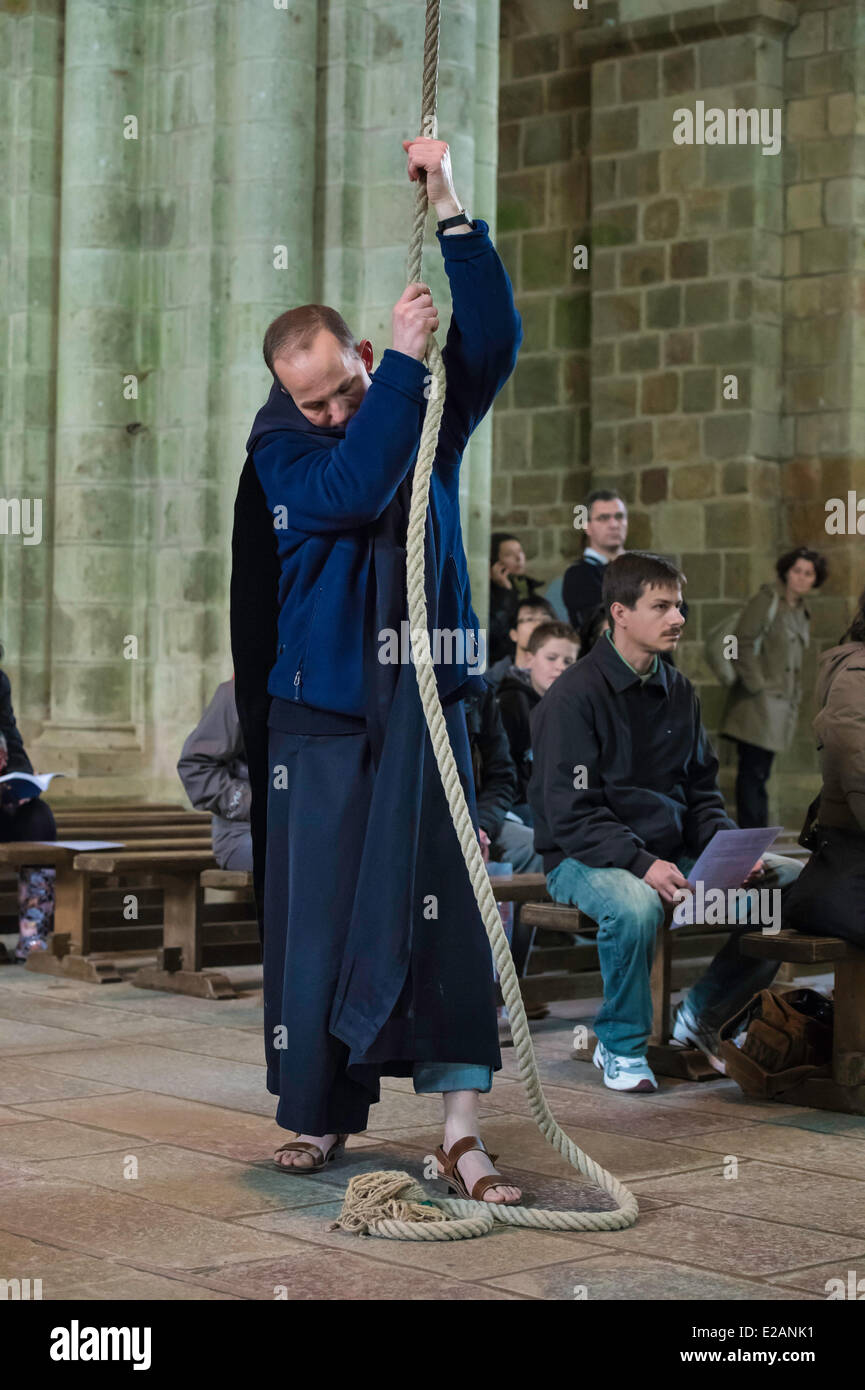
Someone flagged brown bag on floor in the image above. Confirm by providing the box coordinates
[718,989,834,1099]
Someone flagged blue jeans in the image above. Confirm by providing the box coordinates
[413,1063,492,1094]
[547,852,802,1057]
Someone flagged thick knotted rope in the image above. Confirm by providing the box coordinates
[335,0,639,1241]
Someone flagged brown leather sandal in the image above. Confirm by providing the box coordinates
[434,1135,521,1204]
[273,1133,349,1173]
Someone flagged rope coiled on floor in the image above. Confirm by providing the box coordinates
[335,0,639,1241]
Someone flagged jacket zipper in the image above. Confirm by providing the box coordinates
[293,585,323,701]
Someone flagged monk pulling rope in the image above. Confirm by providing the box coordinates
[334,0,639,1241]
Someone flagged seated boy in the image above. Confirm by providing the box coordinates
[498,620,579,826]
[485,596,557,690]
[529,552,803,1093]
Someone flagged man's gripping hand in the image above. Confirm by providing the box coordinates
[643,859,690,905]
[401,137,463,220]
[392,282,440,362]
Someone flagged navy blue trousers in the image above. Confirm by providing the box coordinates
[262,693,501,1134]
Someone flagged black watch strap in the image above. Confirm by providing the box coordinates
[437,210,474,232]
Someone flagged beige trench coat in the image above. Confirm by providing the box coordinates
[719,582,811,754]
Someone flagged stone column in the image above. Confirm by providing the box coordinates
[34,0,143,782]
[0,2,64,730]
[143,0,320,794]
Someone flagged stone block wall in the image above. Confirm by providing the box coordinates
[494,0,865,827]
[492,2,595,570]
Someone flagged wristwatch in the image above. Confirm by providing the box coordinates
[437,208,475,232]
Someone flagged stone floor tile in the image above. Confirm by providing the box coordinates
[0,986,206,1040]
[0,1171,314,1270]
[768,1111,865,1141]
[484,1252,819,1301]
[0,1118,153,1161]
[35,1143,351,1218]
[0,1230,240,1300]
[665,1124,865,1182]
[630,1160,865,1237]
[0,1105,43,1126]
[16,1092,376,1163]
[766,1259,865,1297]
[188,1248,526,1299]
[480,1077,760,1140]
[357,1089,451,1133]
[0,1019,129,1056]
[575,1203,865,1276]
[0,1063,129,1107]
[107,1024,265,1065]
[653,1085,813,1124]
[20,1044,274,1116]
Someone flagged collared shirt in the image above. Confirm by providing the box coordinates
[528,630,735,876]
[604,629,658,685]
[583,547,609,567]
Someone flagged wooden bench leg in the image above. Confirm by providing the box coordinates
[132,874,236,999]
[25,869,123,984]
[646,916,721,1082]
[53,864,91,956]
[833,945,865,1088]
[649,922,672,1044]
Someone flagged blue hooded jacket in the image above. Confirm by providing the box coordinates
[246,219,522,718]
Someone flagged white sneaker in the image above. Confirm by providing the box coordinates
[672,1001,726,1074]
[592,1041,658,1093]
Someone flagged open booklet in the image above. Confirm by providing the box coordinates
[0,771,66,800]
[671,825,783,929]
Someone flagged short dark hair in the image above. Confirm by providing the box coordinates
[603,551,686,627]
[585,488,627,519]
[490,532,520,566]
[776,546,828,589]
[263,304,359,375]
[527,620,580,655]
[513,596,556,625]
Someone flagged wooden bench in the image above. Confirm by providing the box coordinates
[183,869,550,1004]
[739,929,865,1114]
[518,900,724,1081]
[14,847,217,988]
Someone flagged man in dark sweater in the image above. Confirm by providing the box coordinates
[562,490,628,633]
[529,553,802,1093]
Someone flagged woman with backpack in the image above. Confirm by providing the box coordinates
[783,589,865,948]
[719,547,826,827]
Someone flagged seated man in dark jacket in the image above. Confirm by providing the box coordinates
[463,681,540,873]
[562,490,627,633]
[498,620,578,826]
[529,553,802,1094]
